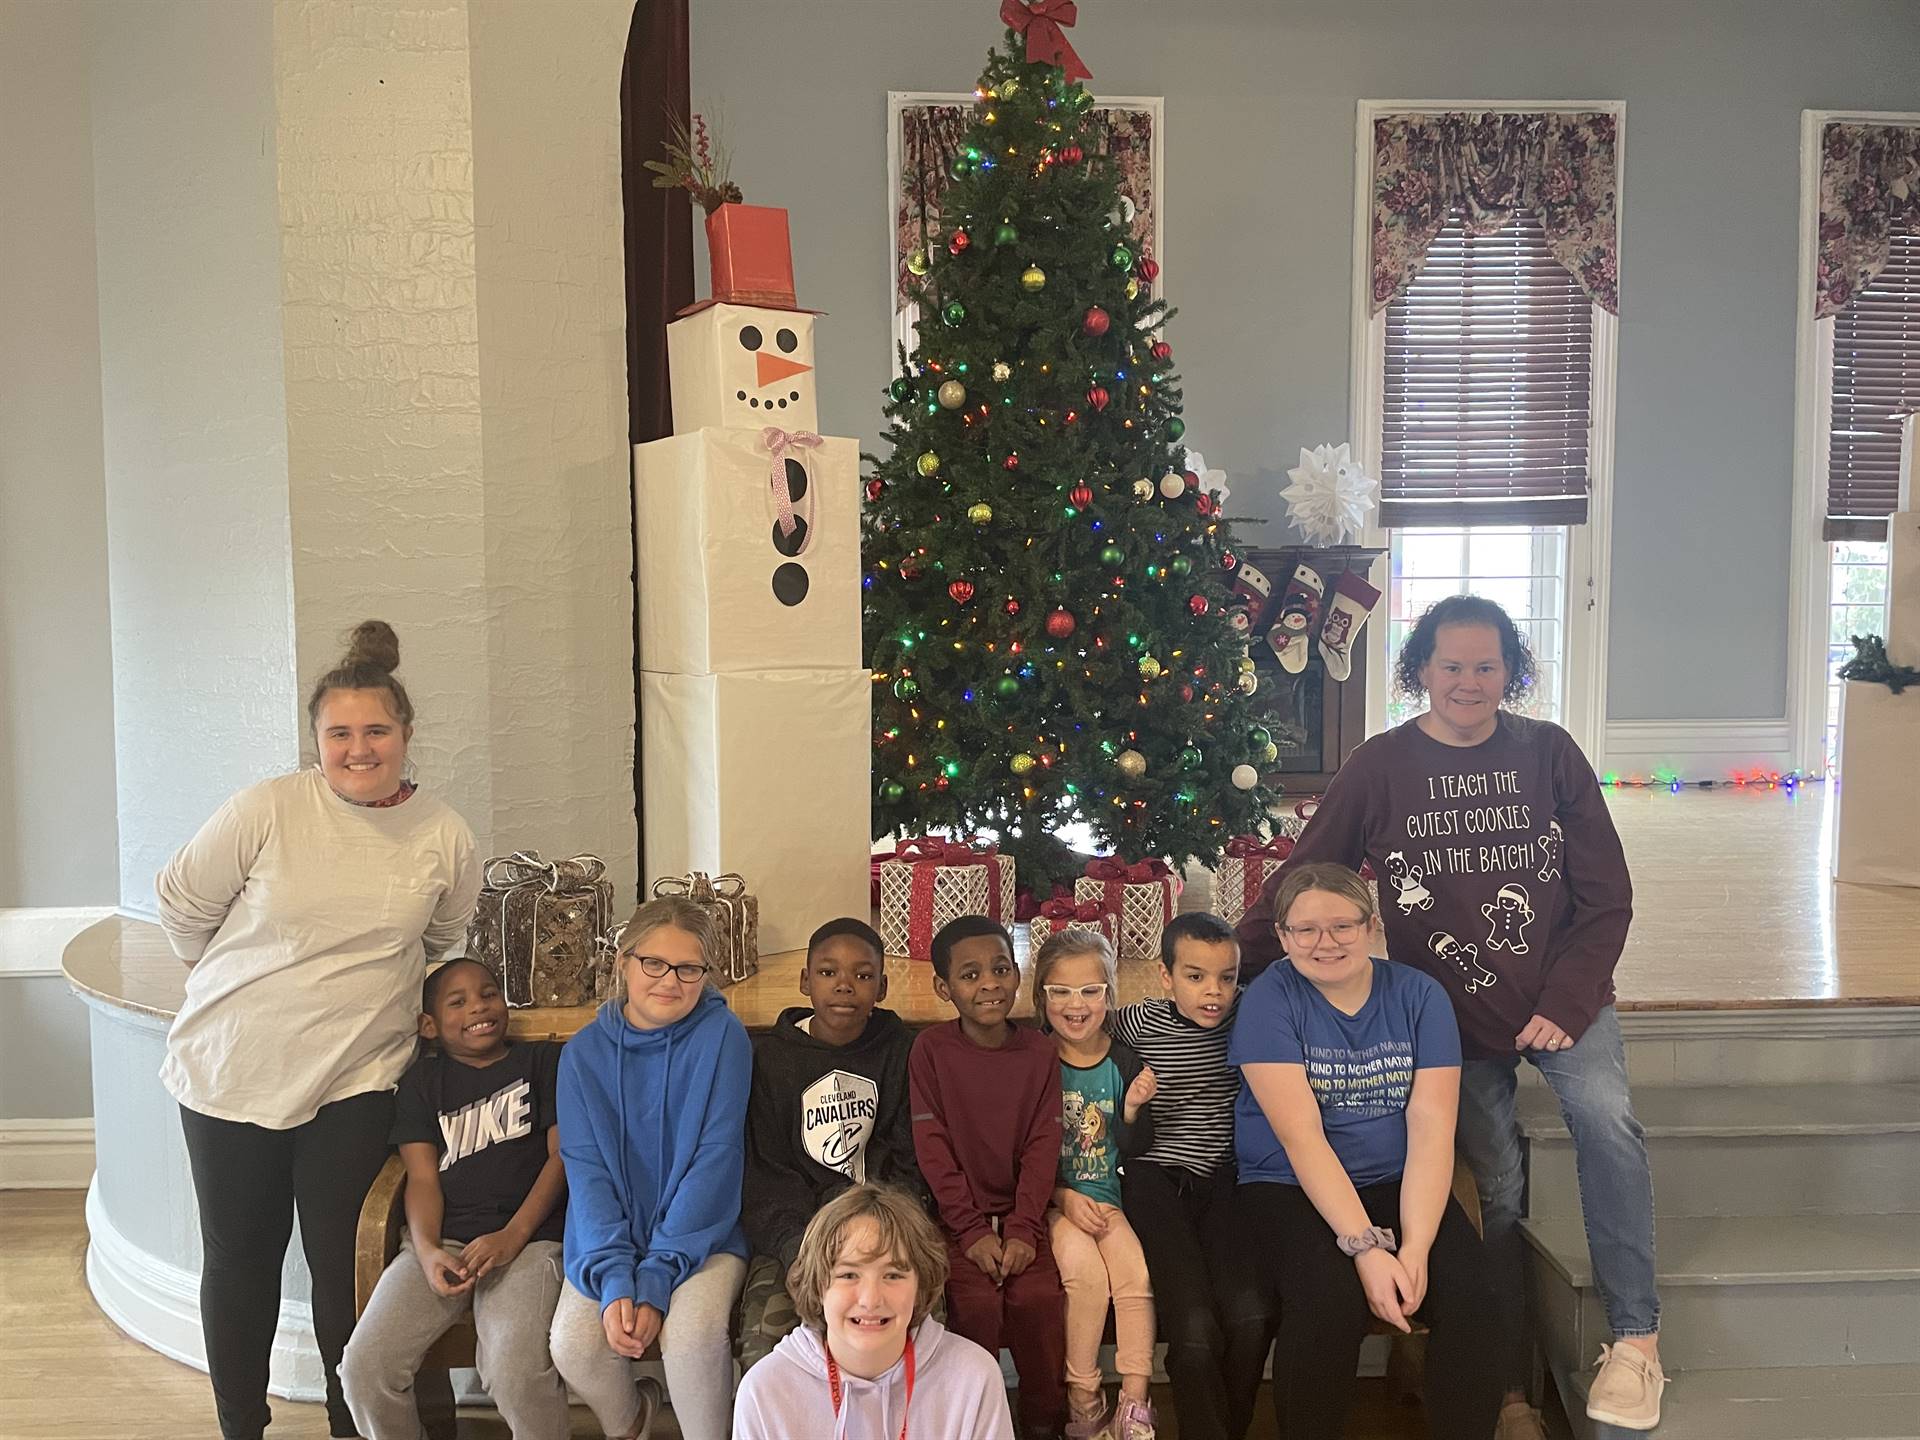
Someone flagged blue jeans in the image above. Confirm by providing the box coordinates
[1456,1005,1660,1389]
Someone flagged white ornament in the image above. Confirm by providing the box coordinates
[1158,472,1186,499]
[1231,763,1259,790]
[1183,448,1230,506]
[1280,442,1379,546]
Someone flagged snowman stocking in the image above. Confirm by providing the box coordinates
[1317,570,1382,682]
[1266,564,1326,674]
[1225,560,1276,637]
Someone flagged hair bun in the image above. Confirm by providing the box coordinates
[342,619,400,673]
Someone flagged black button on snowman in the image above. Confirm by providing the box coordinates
[737,323,820,609]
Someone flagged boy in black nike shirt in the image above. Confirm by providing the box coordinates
[736,918,923,1370]
[341,958,571,1439]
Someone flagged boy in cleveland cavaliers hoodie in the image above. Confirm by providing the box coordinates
[737,917,923,1369]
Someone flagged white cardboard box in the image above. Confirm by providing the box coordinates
[1831,680,1920,888]
[668,303,819,434]
[1885,509,1918,670]
[641,668,872,952]
[634,430,861,674]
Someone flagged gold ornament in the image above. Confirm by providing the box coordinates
[1000,75,1020,98]
[1238,655,1257,674]
[907,247,930,276]
[1138,655,1163,681]
[1010,752,1037,776]
[916,451,941,477]
[1158,473,1186,499]
[1261,742,1280,764]
[967,502,994,524]
[937,379,967,409]
[1115,748,1147,778]
[1132,477,1155,501]
[1237,671,1259,695]
[1021,265,1047,292]
[1126,278,1140,300]
[992,360,1012,382]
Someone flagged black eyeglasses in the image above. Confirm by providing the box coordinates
[628,954,711,984]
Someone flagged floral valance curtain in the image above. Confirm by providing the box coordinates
[1370,111,1619,315]
[1817,122,1920,318]
[895,102,1157,309]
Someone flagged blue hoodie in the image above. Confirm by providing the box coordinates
[558,987,750,1313]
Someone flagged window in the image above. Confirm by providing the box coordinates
[1825,229,1919,541]
[1825,540,1891,770]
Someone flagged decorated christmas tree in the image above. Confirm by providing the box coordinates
[864,7,1277,890]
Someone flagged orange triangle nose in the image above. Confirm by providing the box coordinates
[757,351,811,387]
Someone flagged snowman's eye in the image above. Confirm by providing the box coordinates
[776,328,798,353]
[738,326,763,351]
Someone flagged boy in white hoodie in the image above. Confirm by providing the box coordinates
[732,1183,1015,1440]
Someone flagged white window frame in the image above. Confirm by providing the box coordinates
[1348,99,1622,763]
[1787,108,1919,776]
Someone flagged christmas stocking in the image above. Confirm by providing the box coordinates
[1317,570,1382,682]
[1225,560,1275,637]
[1266,564,1325,674]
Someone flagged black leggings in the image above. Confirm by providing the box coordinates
[1242,1178,1505,1440]
[179,1091,393,1440]
[1122,1161,1277,1440]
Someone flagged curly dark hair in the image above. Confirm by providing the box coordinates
[1393,595,1537,702]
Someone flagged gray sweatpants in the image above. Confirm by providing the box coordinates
[340,1237,568,1440]
[548,1252,745,1440]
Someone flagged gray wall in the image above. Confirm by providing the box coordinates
[692,0,1920,723]
[0,0,120,908]
[0,976,93,1121]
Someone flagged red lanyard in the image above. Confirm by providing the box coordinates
[825,1333,916,1440]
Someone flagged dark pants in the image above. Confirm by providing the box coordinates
[1121,1161,1275,1440]
[1242,1178,1504,1440]
[944,1231,1068,1432]
[179,1092,393,1440]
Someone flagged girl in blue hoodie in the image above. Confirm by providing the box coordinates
[549,896,750,1440]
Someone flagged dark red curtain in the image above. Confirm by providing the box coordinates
[622,0,693,896]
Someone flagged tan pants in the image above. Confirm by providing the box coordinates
[1049,1205,1156,1391]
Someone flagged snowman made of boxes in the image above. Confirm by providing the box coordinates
[634,206,870,953]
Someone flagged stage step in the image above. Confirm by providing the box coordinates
[1524,1212,1920,1373]
[1584,1007,1920,1087]
[1565,1363,1920,1440]
[1520,1082,1920,1218]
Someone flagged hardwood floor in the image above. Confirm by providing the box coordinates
[1,1190,1513,1439]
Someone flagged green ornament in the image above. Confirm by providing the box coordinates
[1178,745,1203,771]
[942,300,968,327]
[893,677,920,701]
[1248,725,1272,750]
[993,674,1021,698]
[1169,554,1192,577]
[1166,417,1186,441]
[916,451,941,477]
[879,780,906,803]
[1110,243,1133,270]
[949,154,972,180]
[1100,543,1126,568]
[994,222,1019,246]
[888,377,913,403]
[1071,88,1094,112]
[1138,655,1164,681]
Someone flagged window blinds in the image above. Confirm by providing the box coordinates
[1381,210,1594,529]
[1827,227,1920,541]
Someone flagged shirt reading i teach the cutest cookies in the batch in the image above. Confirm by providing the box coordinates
[1240,714,1633,1059]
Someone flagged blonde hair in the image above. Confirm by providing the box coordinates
[617,896,719,976]
[1029,928,1119,1033]
[1274,862,1378,928]
[786,1185,948,1331]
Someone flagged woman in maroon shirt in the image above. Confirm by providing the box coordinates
[1237,596,1665,1436]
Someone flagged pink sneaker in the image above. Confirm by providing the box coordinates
[1112,1395,1157,1440]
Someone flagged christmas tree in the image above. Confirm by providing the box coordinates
[863,9,1278,890]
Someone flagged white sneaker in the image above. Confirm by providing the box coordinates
[1586,1343,1666,1430]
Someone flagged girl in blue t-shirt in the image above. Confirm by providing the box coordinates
[1229,862,1503,1440]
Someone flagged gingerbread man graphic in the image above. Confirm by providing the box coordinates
[1537,819,1564,882]
[1428,930,1497,994]
[1384,850,1435,913]
[1481,882,1536,955]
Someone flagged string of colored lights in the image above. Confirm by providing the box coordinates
[1601,770,1819,795]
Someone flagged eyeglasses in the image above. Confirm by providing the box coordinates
[1279,921,1367,945]
[1040,983,1109,1003]
[628,954,711,984]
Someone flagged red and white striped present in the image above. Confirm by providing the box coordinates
[1074,858,1179,960]
[875,836,1016,960]
[1025,897,1121,953]
[1214,833,1296,927]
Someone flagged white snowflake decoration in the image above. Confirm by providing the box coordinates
[1183,447,1229,506]
[1280,442,1378,546]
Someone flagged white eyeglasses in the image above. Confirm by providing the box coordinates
[1279,921,1366,945]
[1041,983,1110,1003]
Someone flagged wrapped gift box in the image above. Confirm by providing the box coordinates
[666,301,819,434]
[704,204,798,309]
[1275,797,1322,841]
[466,852,614,1008]
[1075,859,1180,960]
[641,667,871,954]
[875,838,1016,960]
[634,430,860,675]
[1832,680,1920,888]
[1025,898,1120,953]
[649,871,761,987]
[1887,509,1918,670]
[1214,834,1297,927]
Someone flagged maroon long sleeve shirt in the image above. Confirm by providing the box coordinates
[1237,713,1633,1059]
[909,1020,1062,1252]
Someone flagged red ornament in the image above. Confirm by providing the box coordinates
[1045,608,1078,639]
[1005,597,1022,616]
[1087,385,1110,411]
[1060,143,1084,164]
[865,479,885,502]
[948,580,975,604]
[949,229,971,255]
[899,562,921,580]
[1221,550,1238,570]
[1150,340,1172,362]
[1183,470,1200,490]
[1187,594,1209,617]
[1003,452,1021,470]
[1139,257,1161,282]
[1082,306,1111,337]
[1195,494,1215,517]
[1069,483,1094,509]
[1180,684,1195,702]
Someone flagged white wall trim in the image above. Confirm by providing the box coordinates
[1601,718,1796,780]
[0,906,117,977]
[0,1119,96,1188]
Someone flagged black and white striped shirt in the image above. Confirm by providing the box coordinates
[1113,996,1242,1175]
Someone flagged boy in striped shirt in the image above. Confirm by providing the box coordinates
[1114,913,1276,1440]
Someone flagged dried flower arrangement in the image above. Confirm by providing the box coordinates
[643,112,743,215]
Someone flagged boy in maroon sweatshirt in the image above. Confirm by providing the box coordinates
[911,914,1066,1439]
